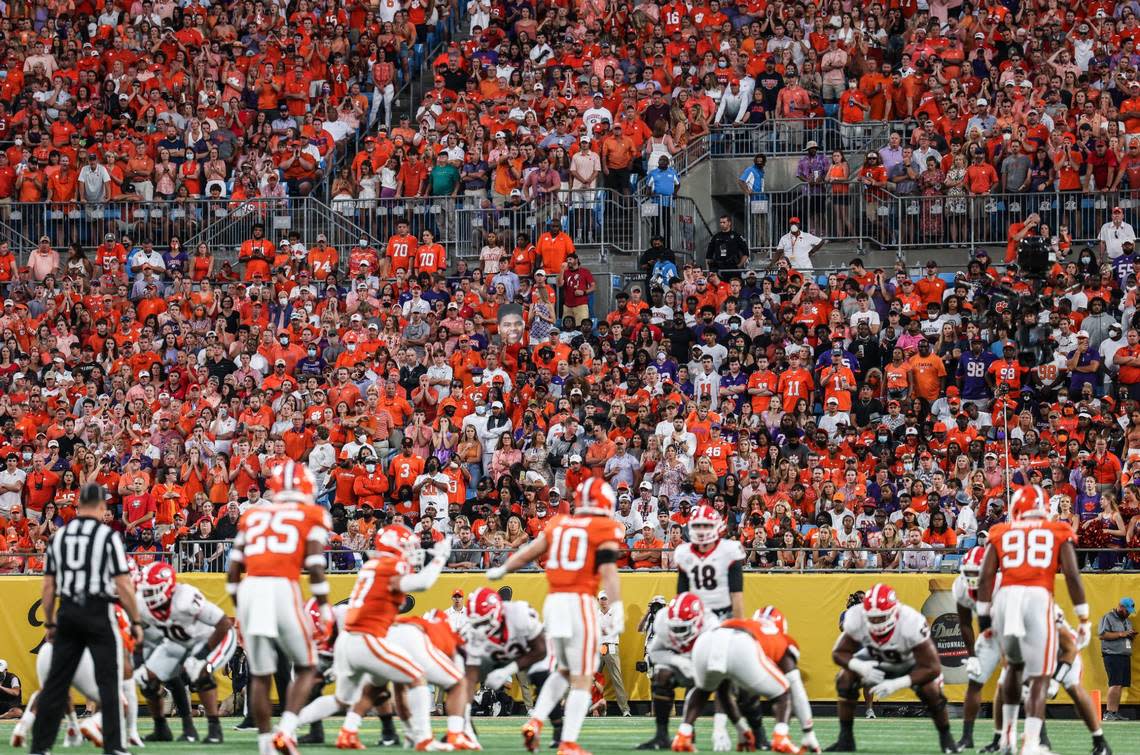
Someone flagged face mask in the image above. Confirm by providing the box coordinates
[278,336,289,345]
[21,452,31,461]
[1081,256,1091,264]
[304,303,313,311]
[878,435,888,443]
[346,343,356,351]
[475,405,487,415]
[790,224,799,233]
[365,463,376,472]
[730,323,740,331]
[279,296,287,304]
[308,348,316,356]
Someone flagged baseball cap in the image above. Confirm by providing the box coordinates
[1123,597,1136,614]
[452,589,464,599]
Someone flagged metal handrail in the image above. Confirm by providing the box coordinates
[744,183,1140,256]
[0,542,1120,575]
[711,119,893,158]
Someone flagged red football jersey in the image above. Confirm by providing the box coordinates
[987,519,1075,591]
[543,514,624,596]
[235,502,330,578]
[345,556,407,636]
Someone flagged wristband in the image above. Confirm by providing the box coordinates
[978,615,992,632]
[225,582,238,596]
[975,601,990,617]
[309,581,330,596]
[1073,603,1089,621]
[44,622,56,629]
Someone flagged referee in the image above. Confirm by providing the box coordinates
[31,483,143,755]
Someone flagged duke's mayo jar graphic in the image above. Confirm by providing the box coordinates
[923,579,968,684]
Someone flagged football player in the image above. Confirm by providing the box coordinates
[671,595,813,753]
[294,524,455,751]
[829,583,959,753]
[464,588,560,746]
[976,486,1091,755]
[387,609,476,749]
[135,561,236,745]
[226,460,334,755]
[754,606,819,753]
[488,477,624,755]
[953,546,1004,751]
[657,505,758,752]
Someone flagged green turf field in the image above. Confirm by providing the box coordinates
[0,716,1131,754]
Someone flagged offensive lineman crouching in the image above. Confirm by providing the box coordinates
[829,584,959,754]
[135,561,236,745]
[670,595,817,754]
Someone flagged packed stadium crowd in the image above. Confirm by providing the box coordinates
[1,0,1140,578]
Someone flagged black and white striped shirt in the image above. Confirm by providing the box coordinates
[46,517,129,602]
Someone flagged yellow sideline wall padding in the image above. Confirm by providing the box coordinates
[2,573,1135,704]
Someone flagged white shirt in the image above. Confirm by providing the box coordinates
[1098,220,1136,259]
[0,468,26,515]
[777,230,822,271]
[582,106,614,135]
[599,607,622,644]
[444,605,469,633]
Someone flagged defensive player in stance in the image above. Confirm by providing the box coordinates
[670,594,814,753]
[227,461,333,755]
[294,524,456,751]
[828,584,959,754]
[488,477,624,755]
[465,588,562,747]
[643,505,748,752]
[953,546,1004,751]
[135,561,236,745]
[976,486,1091,755]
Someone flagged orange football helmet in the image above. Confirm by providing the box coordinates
[573,477,616,517]
[268,460,316,504]
[1010,485,1047,521]
[373,524,425,567]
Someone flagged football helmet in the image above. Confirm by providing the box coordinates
[862,583,900,640]
[688,505,723,547]
[664,592,706,650]
[753,605,788,634]
[141,562,176,616]
[960,546,985,593]
[574,477,617,517]
[1010,485,1047,521]
[465,587,505,637]
[268,460,316,504]
[373,524,425,568]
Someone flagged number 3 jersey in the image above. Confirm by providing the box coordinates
[986,519,1074,592]
[673,539,746,616]
[543,514,625,595]
[233,502,331,578]
[464,600,545,668]
[139,583,226,649]
[841,603,930,676]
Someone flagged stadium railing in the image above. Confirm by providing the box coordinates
[0,545,1128,576]
[711,118,892,158]
[745,184,1139,255]
[0,189,711,262]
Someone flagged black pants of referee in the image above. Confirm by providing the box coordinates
[32,599,125,754]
